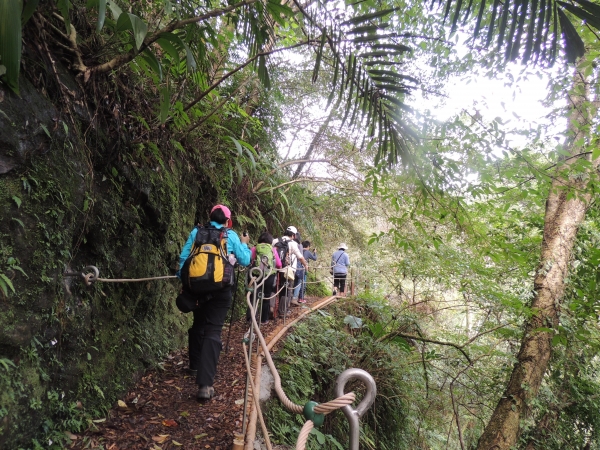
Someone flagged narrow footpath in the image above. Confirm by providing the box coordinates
[72,296,323,450]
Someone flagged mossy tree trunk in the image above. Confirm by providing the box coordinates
[476,59,598,449]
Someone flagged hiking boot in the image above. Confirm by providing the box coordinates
[196,385,215,400]
[298,299,306,304]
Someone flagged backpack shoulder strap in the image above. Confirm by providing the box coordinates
[333,251,344,265]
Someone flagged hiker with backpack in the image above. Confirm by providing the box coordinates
[293,238,317,303]
[273,226,308,317]
[246,231,282,324]
[291,232,304,304]
[298,240,317,302]
[177,205,251,401]
[331,243,350,296]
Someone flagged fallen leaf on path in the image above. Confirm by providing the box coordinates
[162,419,178,427]
[164,380,175,384]
[92,418,106,423]
[64,431,78,440]
[152,434,169,443]
[118,400,127,408]
[173,440,183,446]
[195,433,208,439]
[179,411,189,417]
[234,399,244,405]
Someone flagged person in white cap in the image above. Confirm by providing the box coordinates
[331,243,350,296]
[273,226,307,316]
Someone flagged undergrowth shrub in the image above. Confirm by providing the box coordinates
[304,271,330,298]
[264,293,425,449]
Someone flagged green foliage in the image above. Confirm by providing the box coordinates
[0,98,194,447]
[0,0,23,94]
[265,296,420,450]
[304,271,329,298]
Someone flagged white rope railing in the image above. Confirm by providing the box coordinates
[242,281,357,450]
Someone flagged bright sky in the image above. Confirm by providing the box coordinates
[425,61,571,146]
[279,41,574,175]
[434,72,549,122]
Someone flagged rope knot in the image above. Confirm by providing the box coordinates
[83,265,99,286]
[302,401,325,428]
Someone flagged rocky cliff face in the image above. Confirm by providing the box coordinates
[0,69,201,447]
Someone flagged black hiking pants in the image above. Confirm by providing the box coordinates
[333,273,347,293]
[188,287,232,387]
[246,272,276,322]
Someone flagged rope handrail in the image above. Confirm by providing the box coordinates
[64,264,373,449]
[243,277,360,450]
[63,265,178,286]
[66,265,359,289]
[242,341,274,450]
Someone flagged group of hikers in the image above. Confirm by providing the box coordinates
[175,204,351,400]
[247,226,317,323]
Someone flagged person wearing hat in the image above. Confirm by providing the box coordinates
[273,226,308,316]
[331,243,350,296]
[292,232,304,304]
[177,205,251,400]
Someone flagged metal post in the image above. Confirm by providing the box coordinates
[334,368,377,450]
[225,266,243,353]
[283,279,289,326]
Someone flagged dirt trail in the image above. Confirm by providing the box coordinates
[73,297,322,450]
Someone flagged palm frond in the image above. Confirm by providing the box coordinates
[347,24,390,34]
[294,0,598,172]
[453,0,596,63]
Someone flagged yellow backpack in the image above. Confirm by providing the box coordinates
[181,225,234,293]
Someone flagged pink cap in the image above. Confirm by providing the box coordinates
[211,204,231,219]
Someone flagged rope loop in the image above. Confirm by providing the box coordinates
[83,265,99,286]
[313,392,356,414]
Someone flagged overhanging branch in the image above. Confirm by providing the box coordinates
[86,0,261,76]
[377,331,472,364]
[183,41,312,114]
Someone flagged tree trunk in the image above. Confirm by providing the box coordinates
[476,60,597,450]
[292,108,334,178]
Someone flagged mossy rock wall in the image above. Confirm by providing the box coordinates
[0,77,206,447]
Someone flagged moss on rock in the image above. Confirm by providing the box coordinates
[0,79,201,448]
